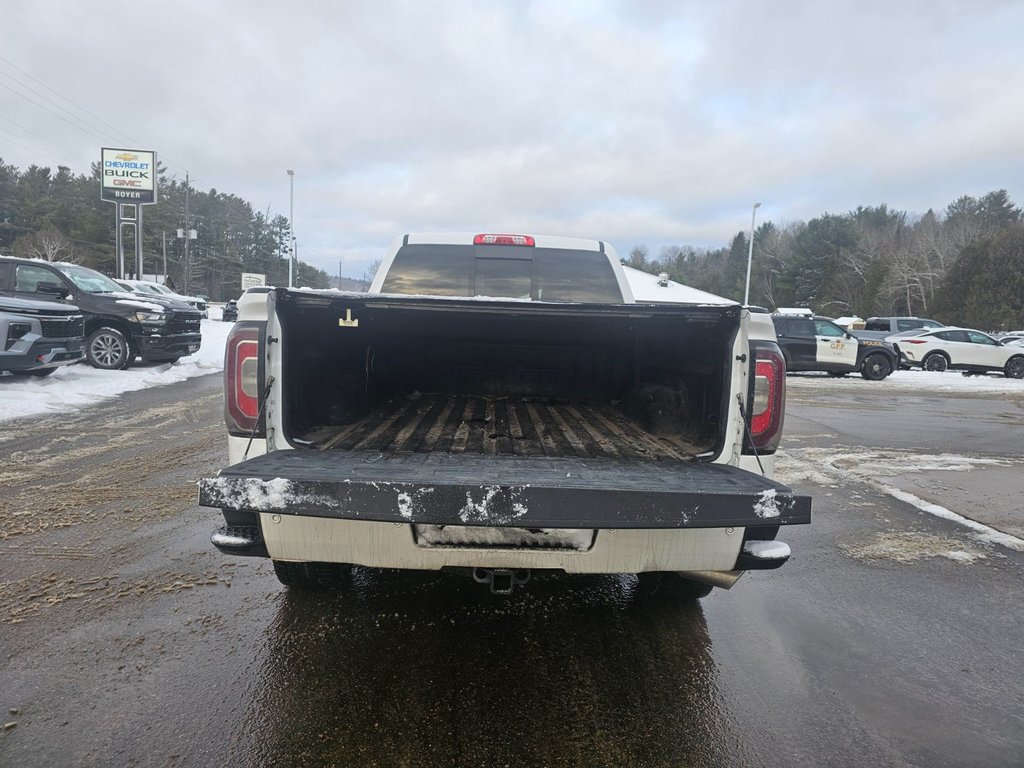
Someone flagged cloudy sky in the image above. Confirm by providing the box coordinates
[2,0,1022,278]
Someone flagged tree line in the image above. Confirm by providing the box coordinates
[625,190,1023,331]
[0,159,331,300]
[2,158,1020,327]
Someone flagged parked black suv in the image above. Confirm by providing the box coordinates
[772,312,898,380]
[0,257,202,370]
[0,295,85,376]
[221,299,239,322]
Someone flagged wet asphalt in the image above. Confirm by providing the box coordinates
[1,373,1022,767]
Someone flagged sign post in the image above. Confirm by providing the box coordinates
[100,148,158,279]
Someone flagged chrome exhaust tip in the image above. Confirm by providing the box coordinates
[677,570,744,589]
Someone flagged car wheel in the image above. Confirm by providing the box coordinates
[922,352,949,373]
[86,327,133,370]
[1005,356,1024,379]
[272,560,351,590]
[860,353,893,381]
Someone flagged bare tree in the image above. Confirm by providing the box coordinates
[13,227,81,263]
[362,258,383,286]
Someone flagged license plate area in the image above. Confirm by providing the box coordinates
[413,524,596,551]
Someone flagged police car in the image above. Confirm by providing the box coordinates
[771,308,898,380]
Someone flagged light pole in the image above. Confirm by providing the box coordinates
[287,169,295,288]
[743,202,762,306]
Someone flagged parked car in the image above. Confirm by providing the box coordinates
[887,327,1024,378]
[857,316,946,340]
[0,295,85,376]
[0,256,202,370]
[117,279,209,317]
[771,310,898,380]
[221,299,239,322]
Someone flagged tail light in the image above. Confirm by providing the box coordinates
[744,341,786,454]
[225,323,264,437]
[474,233,536,246]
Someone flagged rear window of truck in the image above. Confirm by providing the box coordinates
[380,244,623,303]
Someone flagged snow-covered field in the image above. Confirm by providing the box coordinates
[0,316,233,425]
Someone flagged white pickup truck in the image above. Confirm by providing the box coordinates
[199,233,810,597]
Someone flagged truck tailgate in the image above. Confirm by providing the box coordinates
[199,450,810,529]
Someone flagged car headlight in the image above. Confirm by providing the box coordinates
[5,322,32,350]
[134,311,168,324]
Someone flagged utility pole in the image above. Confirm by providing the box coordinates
[184,172,191,291]
[743,202,762,306]
[176,173,197,290]
[162,232,167,280]
[287,169,295,288]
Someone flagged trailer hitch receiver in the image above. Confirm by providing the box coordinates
[473,568,531,595]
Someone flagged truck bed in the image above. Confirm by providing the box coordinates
[300,394,702,460]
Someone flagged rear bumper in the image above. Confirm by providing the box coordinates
[211,517,793,574]
[256,516,756,572]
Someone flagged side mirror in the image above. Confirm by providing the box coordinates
[36,281,69,299]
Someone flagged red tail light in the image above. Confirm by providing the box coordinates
[903,339,928,344]
[745,342,786,453]
[225,324,264,436]
[474,233,536,246]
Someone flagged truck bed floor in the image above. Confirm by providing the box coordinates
[302,394,703,460]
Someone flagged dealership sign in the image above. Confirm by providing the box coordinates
[100,148,157,204]
[241,272,267,290]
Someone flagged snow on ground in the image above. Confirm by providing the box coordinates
[786,368,1024,394]
[0,316,232,425]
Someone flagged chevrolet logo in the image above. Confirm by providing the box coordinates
[115,152,138,161]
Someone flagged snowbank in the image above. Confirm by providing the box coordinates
[0,318,233,424]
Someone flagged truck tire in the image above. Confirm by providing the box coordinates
[1005,356,1024,379]
[860,353,893,381]
[272,560,351,590]
[922,352,949,372]
[86,327,133,370]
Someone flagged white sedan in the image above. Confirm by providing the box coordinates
[887,327,1024,378]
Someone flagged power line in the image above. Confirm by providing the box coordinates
[0,75,110,146]
[0,115,85,166]
[0,54,141,147]
[0,59,192,181]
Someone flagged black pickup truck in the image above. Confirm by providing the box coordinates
[0,256,202,370]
